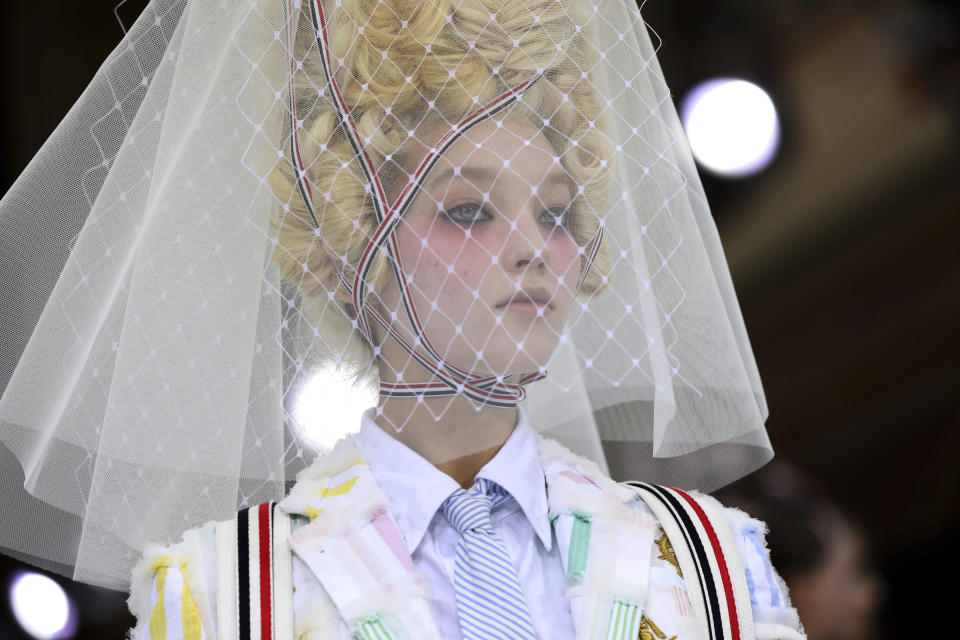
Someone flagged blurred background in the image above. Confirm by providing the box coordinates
[1,0,957,637]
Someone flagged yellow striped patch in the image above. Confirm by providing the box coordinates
[149,566,168,640]
[180,564,202,640]
[321,475,359,498]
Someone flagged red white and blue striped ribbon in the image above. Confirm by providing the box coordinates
[626,483,755,640]
[281,0,603,406]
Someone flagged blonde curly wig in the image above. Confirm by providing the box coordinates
[269,0,614,367]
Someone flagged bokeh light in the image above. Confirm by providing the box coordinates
[293,365,378,450]
[9,572,76,639]
[681,78,781,177]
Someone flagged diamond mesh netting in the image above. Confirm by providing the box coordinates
[0,0,771,590]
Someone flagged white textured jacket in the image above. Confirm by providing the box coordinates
[129,411,804,640]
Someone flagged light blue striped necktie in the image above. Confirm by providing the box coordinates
[441,477,538,640]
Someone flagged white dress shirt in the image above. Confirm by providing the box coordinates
[354,409,576,640]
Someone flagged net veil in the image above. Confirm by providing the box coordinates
[0,0,772,590]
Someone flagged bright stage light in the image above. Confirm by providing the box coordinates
[293,365,377,450]
[9,572,76,639]
[682,78,781,177]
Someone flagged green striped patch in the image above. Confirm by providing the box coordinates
[566,512,591,584]
[606,601,643,640]
[353,614,397,640]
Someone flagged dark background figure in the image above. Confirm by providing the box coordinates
[1,0,957,637]
[718,462,884,640]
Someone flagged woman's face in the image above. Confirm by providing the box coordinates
[376,115,582,381]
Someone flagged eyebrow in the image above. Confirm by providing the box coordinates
[425,165,575,196]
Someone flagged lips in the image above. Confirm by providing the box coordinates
[497,287,554,310]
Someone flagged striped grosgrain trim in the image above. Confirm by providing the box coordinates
[237,502,276,640]
[626,483,744,640]
[282,0,318,228]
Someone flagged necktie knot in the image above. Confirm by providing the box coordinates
[441,477,499,534]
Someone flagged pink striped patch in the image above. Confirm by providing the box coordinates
[369,507,415,572]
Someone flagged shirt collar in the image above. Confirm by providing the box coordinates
[475,408,552,551]
[355,407,553,554]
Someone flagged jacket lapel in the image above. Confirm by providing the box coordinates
[537,436,659,640]
[278,431,658,640]
[280,437,443,640]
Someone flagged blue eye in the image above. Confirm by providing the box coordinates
[539,206,571,230]
[444,203,491,226]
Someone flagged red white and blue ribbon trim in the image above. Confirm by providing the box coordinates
[282,0,604,406]
[237,502,277,640]
[626,482,752,640]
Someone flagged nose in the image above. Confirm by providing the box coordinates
[500,207,550,272]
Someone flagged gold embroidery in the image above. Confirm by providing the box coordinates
[655,527,682,577]
[639,614,677,640]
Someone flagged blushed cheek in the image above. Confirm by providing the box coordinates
[551,235,581,287]
[400,226,489,303]
[398,224,455,274]
[435,235,491,288]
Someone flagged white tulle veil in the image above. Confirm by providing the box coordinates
[0,0,771,589]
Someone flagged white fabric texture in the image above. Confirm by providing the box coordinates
[128,416,803,640]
